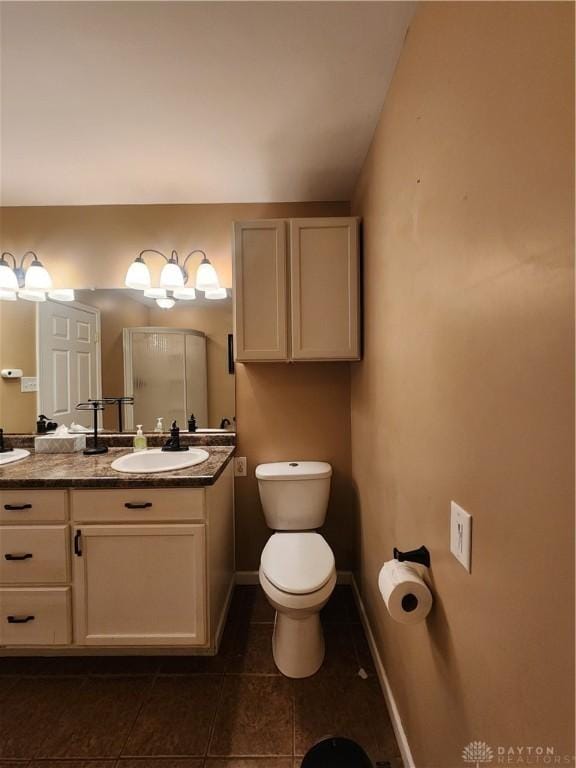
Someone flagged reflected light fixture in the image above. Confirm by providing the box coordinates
[204,288,228,300]
[124,249,226,308]
[0,251,74,303]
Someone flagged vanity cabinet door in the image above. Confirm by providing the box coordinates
[289,218,360,360]
[73,524,206,646]
[233,219,288,361]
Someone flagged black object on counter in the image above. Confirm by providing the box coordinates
[162,421,188,452]
[302,737,373,768]
[37,415,58,434]
[0,428,14,454]
[76,401,108,455]
[188,414,197,433]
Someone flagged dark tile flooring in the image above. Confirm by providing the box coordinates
[0,586,401,768]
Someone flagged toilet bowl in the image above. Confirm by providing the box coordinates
[256,461,336,678]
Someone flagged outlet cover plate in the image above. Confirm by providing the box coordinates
[234,456,247,477]
[450,501,472,572]
[21,377,38,393]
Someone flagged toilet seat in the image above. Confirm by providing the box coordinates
[261,532,335,595]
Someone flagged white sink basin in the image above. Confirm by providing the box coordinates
[111,447,209,474]
[0,448,30,466]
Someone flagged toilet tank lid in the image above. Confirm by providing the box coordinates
[256,461,332,480]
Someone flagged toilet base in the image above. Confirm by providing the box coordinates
[272,610,325,678]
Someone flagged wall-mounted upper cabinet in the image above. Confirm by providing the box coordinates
[233,217,360,362]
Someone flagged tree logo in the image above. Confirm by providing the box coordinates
[462,741,494,767]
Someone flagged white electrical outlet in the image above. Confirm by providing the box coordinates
[234,456,247,477]
[21,377,38,393]
[450,501,472,572]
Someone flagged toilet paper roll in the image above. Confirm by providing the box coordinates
[378,560,433,624]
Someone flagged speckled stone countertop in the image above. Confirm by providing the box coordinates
[0,446,235,489]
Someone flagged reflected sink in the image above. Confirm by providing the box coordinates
[111,447,209,474]
[0,448,30,467]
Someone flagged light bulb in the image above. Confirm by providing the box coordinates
[160,260,184,290]
[0,259,18,292]
[125,258,151,290]
[156,297,175,309]
[25,259,52,290]
[173,287,196,301]
[144,288,167,299]
[195,257,220,291]
[0,288,17,301]
[48,289,75,302]
[204,287,228,300]
[19,289,47,302]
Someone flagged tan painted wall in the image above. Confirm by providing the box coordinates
[0,200,352,568]
[0,300,37,431]
[351,3,574,765]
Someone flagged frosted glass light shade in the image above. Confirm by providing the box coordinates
[160,261,184,290]
[19,289,47,302]
[204,287,227,300]
[0,288,17,301]
[125,259,151,290]
[0,261,18,292]
[173,287,196,300]
[48,289,75,302]
[25,261,52,290]
[156,297,175,309]
[144,288,167,299]
[195,258,219,291]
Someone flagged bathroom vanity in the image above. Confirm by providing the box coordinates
[0,444,235,655]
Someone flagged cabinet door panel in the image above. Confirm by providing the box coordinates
[290,218,360,360]
[233,220,288,361]
[73,524,206,646]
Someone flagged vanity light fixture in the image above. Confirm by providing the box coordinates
[125,248,226,307]
[204,287,228,300]
[0,251,74,303]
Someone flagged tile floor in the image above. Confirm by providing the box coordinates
[0,586,401,768]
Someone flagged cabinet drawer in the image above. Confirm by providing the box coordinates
[0,526,69,584]
[0,490,68,523]
[0,587,71,645]
[71,489,205,523]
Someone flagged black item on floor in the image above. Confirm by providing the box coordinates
[302,737,373,767]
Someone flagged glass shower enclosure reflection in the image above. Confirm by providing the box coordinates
[123,327,208,432]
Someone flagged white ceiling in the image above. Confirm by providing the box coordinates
[0,1,415,206]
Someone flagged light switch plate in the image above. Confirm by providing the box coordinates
[450,501,472,572]
[234,456,247,477]
[21,377,38,393]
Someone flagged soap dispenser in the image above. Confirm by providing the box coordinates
[188,414,197,432]
[133,425,147,452]
[154,417,164,434]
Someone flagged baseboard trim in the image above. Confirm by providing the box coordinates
[235,570,354,586]
[351,576,415,768]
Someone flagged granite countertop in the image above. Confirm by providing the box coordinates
[0,446,235,489]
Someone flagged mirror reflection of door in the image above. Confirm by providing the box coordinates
[123,328,208,431]
[37,300,102,428]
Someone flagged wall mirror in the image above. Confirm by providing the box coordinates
[0,289,234,433]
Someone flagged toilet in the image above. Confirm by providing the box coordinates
[256,461,336,678]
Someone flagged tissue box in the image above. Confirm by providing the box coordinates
[34,433,86,453]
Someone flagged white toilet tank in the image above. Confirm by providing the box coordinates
[256,461,332,530]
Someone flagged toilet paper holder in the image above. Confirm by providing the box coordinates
[393,545,430,568]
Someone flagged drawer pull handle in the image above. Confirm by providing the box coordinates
[3,504,32,511]
[74,529,82,557]
[4,553,33,561]
[124,502,153,509]
[7,615,35,624]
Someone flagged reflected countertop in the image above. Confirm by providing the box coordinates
[0,446,235,489]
